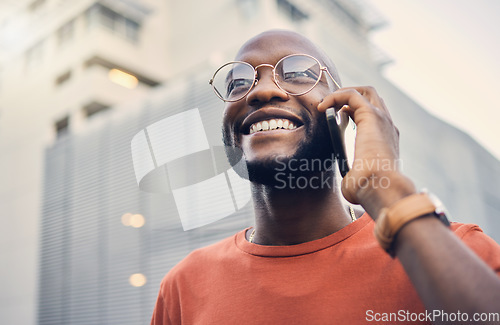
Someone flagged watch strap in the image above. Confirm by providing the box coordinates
[374,193,440,256]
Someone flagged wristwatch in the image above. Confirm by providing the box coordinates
[374,190,451,257]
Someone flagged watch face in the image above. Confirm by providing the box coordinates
[423,189,452,225]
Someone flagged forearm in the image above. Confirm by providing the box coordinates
[357,173,500,323]
[394,217,500,323]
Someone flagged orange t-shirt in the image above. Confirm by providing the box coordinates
[151,214,500,324]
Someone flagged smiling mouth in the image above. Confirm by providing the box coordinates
[249,118,299,134]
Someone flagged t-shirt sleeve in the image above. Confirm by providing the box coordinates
[150,278,173,325]
[454,223,500,276]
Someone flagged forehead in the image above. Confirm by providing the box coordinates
[235,31,325,66]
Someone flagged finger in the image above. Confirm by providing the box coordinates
[318,87,392,126]
[317,88,371,113]
[318,89,380,128]
[324,86,390,116]
[350,86,391,117]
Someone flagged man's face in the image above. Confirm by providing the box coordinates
[222,31,338,185]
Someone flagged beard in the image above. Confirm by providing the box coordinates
[223,113,338,189]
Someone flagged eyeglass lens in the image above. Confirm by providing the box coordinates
[211,55,322,101]
[276,55,320,96]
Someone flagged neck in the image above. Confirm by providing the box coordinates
[250,172,352,245]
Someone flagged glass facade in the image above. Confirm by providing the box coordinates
[86,3,140,43]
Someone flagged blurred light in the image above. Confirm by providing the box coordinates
[130,214,145,228]
[129,273,147,287]
[108,69,138,89]
[121,213,133,226]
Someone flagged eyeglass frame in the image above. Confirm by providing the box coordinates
[208,53,341,102]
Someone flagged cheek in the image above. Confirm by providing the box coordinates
[221,114,234,142]
[222,104,235,128]
[299,91,326,116]
[222,102,241,123]
[222,104,242,145]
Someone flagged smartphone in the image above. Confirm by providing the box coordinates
[326,107,349,177]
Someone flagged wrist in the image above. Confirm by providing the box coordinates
[374,192,451,256]
[392,214,442,255]
[355,171,416,221]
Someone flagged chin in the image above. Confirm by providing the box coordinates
[247,147,336,188]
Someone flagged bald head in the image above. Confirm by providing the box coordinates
[236,30,341,87]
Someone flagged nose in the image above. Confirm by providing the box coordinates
[246,67,289,106]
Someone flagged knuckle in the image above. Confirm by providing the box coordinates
[365,86,376,93]
[344,88,359,96]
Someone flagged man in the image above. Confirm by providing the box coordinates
[151,30,500,324]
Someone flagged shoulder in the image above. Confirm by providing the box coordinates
[450,222,485,237]
[160,230,243,287]
[450,221,497,246]
[450,222,500,274]
[179,233,237,267]
[152,232,244,324]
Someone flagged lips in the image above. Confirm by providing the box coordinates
[249,118,297,134]
[240,108,304,135]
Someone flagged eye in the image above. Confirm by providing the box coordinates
[283,69,319,83]
[226,78,252,96]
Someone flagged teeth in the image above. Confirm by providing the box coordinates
[249,118,299,134]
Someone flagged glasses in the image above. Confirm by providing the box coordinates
[209,53,341,102]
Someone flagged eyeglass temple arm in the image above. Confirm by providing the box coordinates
[323,68,341,91]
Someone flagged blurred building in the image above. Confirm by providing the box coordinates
[0,0,499,324]
[0,0,168,323]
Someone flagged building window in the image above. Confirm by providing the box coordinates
[276,0,308,22]
[84,56,160,87]
[85,4,140,43]
[28,0,46,13]
[83,101,110,118]
[100,5,117,30]
[55,116,69,138]
[125,18,139,42]
[55,70,72,87]
[57,20,75,47]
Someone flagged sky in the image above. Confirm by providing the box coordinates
[367,0,500,160]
